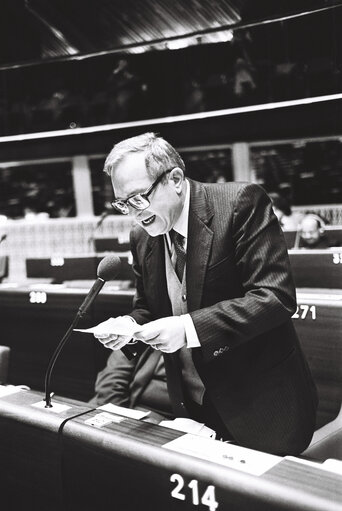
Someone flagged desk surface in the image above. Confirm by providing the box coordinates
[0,389,341,511]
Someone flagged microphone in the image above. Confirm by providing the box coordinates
[78,255,121,316]
[44,255,137,408]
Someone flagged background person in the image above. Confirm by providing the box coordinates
[297,213,330,248]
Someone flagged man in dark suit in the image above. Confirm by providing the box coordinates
[94,132,317,455]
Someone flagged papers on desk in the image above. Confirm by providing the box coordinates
[85,412,125,428]
[322,459,342,476]
[0,385,23,398]
[163,434,281,476]
[97,402,150,420]
[160,418,216,438]
[74,317,138,337]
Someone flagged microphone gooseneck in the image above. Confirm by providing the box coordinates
[44,255,122,408]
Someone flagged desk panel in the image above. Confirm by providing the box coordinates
[289,249,342,288]
[294,292,342,428]
[0,389,91,511]
[0,389,341,511]
[0,285,134,401]
[61,408,342,511]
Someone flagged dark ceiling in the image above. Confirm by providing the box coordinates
[0,0,342,68]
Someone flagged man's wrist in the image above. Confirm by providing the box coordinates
[181,314,201,348]
[122,316,138,344]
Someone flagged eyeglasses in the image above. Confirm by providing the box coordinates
[111,168,173,215]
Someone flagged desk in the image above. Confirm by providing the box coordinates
[0,388,90,511]
[295,290,342,428]
[288,249,342,288]
[0,389,341,511]
[0,283,340,424]
[0,283,134,400]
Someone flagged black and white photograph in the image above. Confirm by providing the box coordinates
[0,1,341,510]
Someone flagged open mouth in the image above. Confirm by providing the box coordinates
[142,215,156,226]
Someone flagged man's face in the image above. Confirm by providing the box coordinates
[300,217,321,246]
[112,152,184,236]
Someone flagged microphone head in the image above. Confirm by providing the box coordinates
[97,255,121,281]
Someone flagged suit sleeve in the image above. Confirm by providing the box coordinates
[88,350,138,407]
[190,183,297,362]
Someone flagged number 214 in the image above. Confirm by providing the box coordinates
[170,474,218,510]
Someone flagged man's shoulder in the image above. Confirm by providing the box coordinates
[197,180,266,203]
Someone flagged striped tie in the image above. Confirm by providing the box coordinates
[170,229,186,281]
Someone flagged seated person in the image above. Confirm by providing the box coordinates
[89,345,174,424]
[269,192,303,230]
[297,213,331,248]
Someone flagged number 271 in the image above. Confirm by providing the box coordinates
[292,304,316,320]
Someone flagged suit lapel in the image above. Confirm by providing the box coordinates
[186,180,214,312]
[144,235,172,317]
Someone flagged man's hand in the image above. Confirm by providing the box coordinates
[93,316,137,350]
[134,316,186,353]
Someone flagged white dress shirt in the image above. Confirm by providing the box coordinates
[165,179,201,349]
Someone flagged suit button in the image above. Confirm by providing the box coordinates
[182,294,187,301]
[213,350,219,357]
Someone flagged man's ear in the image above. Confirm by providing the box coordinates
[169,167,184,192]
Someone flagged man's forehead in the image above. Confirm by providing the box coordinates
[112,154,152,198]
[114,153,146,178]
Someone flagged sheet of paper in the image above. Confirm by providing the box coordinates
[163,434,281,476]
[85,412,125,428]
[74,317,138,337]
[0,385,23,398]
[322,459,342,476]
[160,418,216,438]
[97,402,150,420]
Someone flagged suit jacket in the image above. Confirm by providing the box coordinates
[129,179,318,455]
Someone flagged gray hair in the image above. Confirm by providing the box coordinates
[103,132,185,181]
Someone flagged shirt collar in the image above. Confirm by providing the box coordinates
[172,179,189,240]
